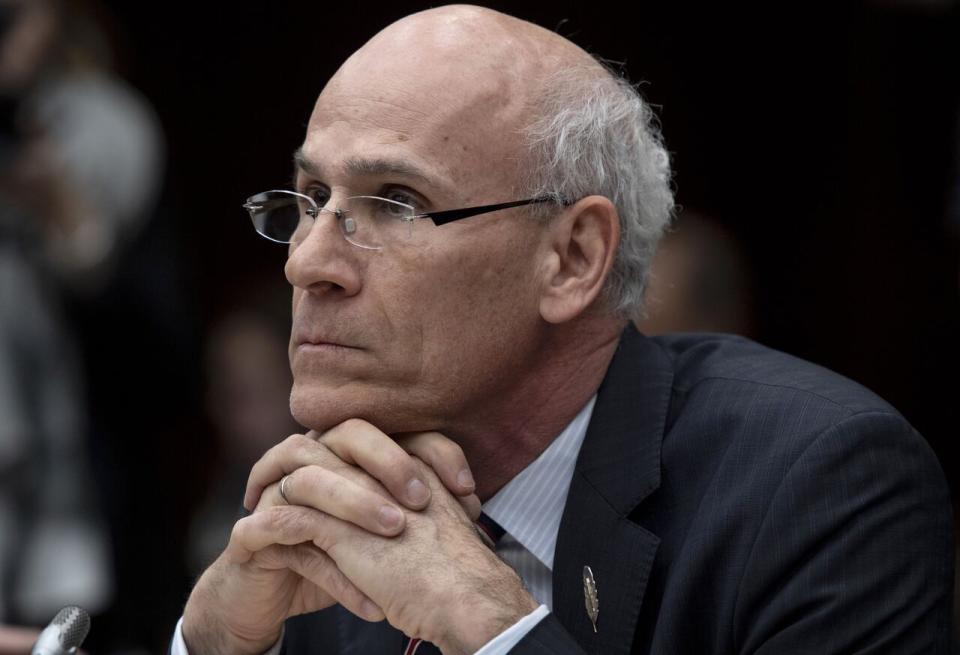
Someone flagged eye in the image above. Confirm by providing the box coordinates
[303,186,331,207]
[381,187,420,210]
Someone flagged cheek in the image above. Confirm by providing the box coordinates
[410,248,540,368]
[291,285,303,311]
[288,287,302,354]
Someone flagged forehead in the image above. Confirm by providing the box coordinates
[298,31,537,198]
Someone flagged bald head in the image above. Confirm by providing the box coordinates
[304,5,604,198]
[350,5,598,82]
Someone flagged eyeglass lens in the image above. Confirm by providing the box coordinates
[245,191,417,249]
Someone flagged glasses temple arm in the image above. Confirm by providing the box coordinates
[424,196,561,226]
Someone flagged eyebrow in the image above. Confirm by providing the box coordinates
[292,147,434,186]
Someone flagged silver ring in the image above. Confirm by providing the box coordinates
[279,474,292,504]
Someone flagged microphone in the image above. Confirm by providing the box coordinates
[30,606,90,655]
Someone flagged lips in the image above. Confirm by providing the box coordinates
[294,334,355,349]
[291,321,360,350]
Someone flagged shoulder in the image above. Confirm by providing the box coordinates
[640,332,946,512]
[653,332,894,411]
[649,332,901,432]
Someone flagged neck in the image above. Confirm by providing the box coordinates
[451,316,625,500]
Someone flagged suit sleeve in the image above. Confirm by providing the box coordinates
[510,613,588,654]
[733,411,954,654]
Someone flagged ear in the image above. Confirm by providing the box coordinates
[538,195,620,324]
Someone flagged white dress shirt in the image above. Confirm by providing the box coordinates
[173,395,595,654]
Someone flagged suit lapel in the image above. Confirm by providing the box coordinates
[552,326,673,654]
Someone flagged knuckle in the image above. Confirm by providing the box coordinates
[229,518,247,544]
[291,543,322,572]
[248,445,280,480]
[382,449,415,477]
[260,506,284,532]
[299,462,332,488]
[229,514,259,548]
[255,543,287,568]
[282,432,308,448]
[275,433,314,462]
[339,417,374,436]
[266,505,304,536]
[432,434,465,461]
[406,431,464,464]
[312,535,331,553]
[308,467,346,502]
[312,526,335,552]
[289,433,317,455]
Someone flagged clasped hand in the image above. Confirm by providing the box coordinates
[182,419,536,655]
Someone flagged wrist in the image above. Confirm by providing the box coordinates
[181,572,283,655]
[182,607,281,655]
[436,565,539,655]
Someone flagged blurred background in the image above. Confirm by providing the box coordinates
[0,0,956,652]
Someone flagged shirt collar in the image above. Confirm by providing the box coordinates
[482,395,596,570]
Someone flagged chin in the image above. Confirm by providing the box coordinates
[288,381,428,435]
[290,384,351,432]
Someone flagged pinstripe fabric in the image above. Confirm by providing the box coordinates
[483,395,596,609]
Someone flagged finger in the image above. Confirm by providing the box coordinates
[0,625,40,652]
[255,478,289,512]
[457,493,482,522]
[229,505,372,573]
[259,466,406,536]
[412,458,479,523]
[244,433,334,511]
[284,543,385,622]
[319,419,433,509]
[396,432,475,496]
[226,505,340,564]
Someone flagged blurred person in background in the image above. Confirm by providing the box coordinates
[188,299,300,575]
[0,0,161,284]
[637,211,755,338]
[0,0,161,647]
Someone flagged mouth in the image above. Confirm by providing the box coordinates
[297,336,354,347]
[291,317,363,354]
[294,334,363,353]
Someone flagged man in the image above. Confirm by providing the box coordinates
[175,5,954,654]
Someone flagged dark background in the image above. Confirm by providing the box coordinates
[61,1,960,651]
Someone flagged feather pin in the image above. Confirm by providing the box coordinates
[583,565,599,633]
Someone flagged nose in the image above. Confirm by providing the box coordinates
[284,209,363,297]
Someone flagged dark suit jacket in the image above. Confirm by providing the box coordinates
[283,328,954,654]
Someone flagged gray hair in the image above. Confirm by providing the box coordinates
[520,61,675,321]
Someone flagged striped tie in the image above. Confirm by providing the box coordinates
[403,513,505,655]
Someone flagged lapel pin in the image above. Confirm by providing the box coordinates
[583,565,599,633]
